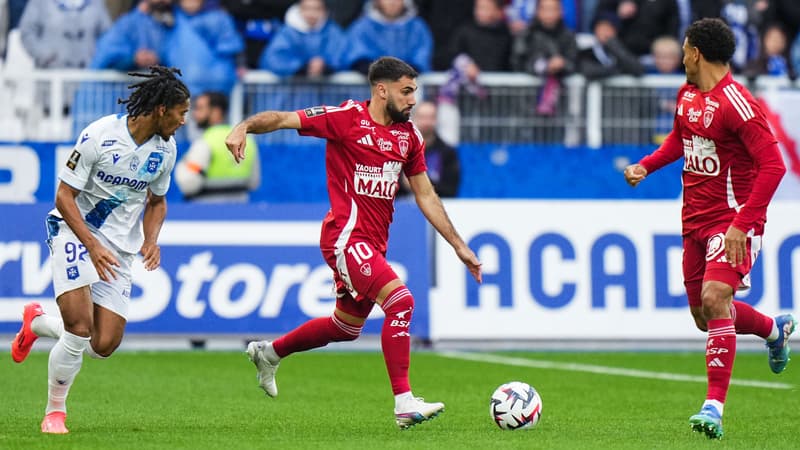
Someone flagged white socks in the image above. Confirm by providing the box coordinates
[702,399,724,416]
[394,391,414,411]
[46,331,89,415]
[31,314,64,339]
[767,319,780,342]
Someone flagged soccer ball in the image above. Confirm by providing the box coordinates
[490,381,542,430]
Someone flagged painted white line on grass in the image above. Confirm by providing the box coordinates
[438,351,794,390]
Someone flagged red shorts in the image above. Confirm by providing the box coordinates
[683,223,762,307]
[322,239,399,305]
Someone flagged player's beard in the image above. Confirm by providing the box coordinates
[386,99,410,123]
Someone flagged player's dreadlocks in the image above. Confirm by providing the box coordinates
[118,66,190,118]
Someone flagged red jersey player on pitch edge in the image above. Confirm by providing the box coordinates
[225,56,482,429]
[625,18,793,440]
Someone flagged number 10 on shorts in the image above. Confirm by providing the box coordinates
[347,242,374,264]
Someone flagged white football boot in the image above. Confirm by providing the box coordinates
[394,397,445,429]
[246,340,280,397]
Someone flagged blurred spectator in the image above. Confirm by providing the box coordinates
[91,0,241,96]
[175,91,261,202]
[221,0,293,68]
[447,0,511,73]
[326,0,364,28]
[721,1,759,73]
[105,0,135,20]
[506,0,579,34]
[511,0,577,115]
[7,0,27,29]
[19,0,111,69]
[259,0,345,78]
[175,0,243,95]
[578,12,643,80]
[0,0,7,58]
[594,0,679,56]
[746,23,796,80]
[648,35,682,74]
[398,101,460,198]
[764,0,800,45]
[416,0,474,70]
[90,0,176,70]
[342,0,433,73]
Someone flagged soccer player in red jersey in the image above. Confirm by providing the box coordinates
[225,56,483,429]
[624,18,793,439]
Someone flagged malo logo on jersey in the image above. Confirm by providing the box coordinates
[146,152,163,174]
[304,106,326,117]
[353,162,401,199]
[66,150,81,170]
[66,266,79,280]
[683,135,720,176]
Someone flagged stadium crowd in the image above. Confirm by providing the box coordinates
[2,0,800,96]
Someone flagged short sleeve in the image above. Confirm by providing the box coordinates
[297,100,358,141]
[149,147,177,197]
[58,131,100,190]
[403,122,428,177]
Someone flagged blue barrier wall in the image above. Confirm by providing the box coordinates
[1,142,683,203]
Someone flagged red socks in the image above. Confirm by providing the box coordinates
[272,315,360,358]
[705,318,736,403]
[730,300,774,339]
[380,286,414,395]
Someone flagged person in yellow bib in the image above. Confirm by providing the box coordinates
[176,91,260,201]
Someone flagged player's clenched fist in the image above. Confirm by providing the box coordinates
[624,164,648,187]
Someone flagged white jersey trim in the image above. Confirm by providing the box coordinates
[723,85,754,122]
[726,167,742,212]
[333,198,360,297]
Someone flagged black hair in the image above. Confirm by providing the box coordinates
[118,66,190,118]
[367,56,418,86]
[202,91,229,115]
[685,18,736,64]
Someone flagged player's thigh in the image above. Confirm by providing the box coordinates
[703,229,761,292]
[89,251,133,354]
[56,286,94,336]
[682,234,706,308]
[328,240,400,302]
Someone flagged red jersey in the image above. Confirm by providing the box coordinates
[297,100,427,254]
[640,73,786,235]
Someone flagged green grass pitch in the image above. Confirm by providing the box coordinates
[1,349,797,449]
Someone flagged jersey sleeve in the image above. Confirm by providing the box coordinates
[403,122,428,177]
[296,101,357,141]
[639,90,684,174]
[58,131,101,190]
[149,144,177,197]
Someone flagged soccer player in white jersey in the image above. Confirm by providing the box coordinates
[10,66,190,434]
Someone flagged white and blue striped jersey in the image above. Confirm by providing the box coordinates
[50,114,176,254]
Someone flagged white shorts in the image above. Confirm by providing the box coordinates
[47,215,133,320]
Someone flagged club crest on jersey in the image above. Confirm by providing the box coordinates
[66,266,79,280]
[360,263,372,277]
[303,106,326,117]
[703,110,714,128]
[377,137,393,152]
[705,233,726,262]
[146,152,163,174]
[129,155,140,172]
[398,139,409,157]
[66,149,81,170]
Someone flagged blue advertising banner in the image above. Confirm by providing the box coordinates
[0,202,430,337]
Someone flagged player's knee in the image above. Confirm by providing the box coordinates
[90,337,120,357]
[690,307,707,331]
[63,321,92,338]
[329,315,362,342]
[701,283,732,319]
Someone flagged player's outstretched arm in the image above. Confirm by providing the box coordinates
[226,111,302,163]
[141,192,167,271]
[54,182,120,282]
[408,172,482,283]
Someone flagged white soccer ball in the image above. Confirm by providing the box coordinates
[490,381,543,430]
